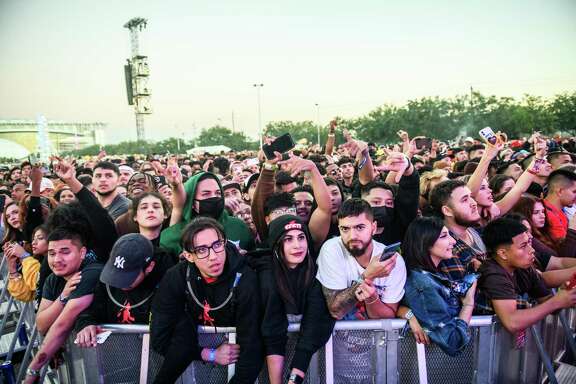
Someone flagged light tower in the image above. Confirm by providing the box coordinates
[123,17,152,141]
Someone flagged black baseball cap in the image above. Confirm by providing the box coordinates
[100,234,154,289]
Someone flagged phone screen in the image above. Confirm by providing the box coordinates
[380,242,401,261]
[263,133,296,160]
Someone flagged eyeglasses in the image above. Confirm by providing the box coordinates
[189,239,226,259]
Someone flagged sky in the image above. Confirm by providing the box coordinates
[1,0,575,144]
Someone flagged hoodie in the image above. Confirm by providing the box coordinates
[159,172,254,255]
[151,243,262,383]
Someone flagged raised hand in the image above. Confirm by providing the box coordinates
[52,156,75,181]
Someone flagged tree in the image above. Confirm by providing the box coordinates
[196,126,257,151]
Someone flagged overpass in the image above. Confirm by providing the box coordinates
[0,119,105,156]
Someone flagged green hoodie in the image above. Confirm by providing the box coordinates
[160,172,254,255]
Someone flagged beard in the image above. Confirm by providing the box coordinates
[96,187,117,197]
[453,210,480,227]
[345,239,370,257]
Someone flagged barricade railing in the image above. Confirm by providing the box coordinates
[51,313,575,384]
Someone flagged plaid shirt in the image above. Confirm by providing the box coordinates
[439,228,487,281]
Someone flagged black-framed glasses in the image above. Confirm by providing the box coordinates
[189,239,226,259]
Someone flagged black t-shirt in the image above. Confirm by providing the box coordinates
[42,261,103,302]
[478,258,551,301]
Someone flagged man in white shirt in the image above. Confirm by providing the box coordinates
[317,198,406,320]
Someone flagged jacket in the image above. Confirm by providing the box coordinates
[251,254,334,372]
[403,269,471,357]
[160,172,254,255]
[75,247,175,331]
[373,169,420,245]
[7,257,41,302]
[151,243,262,382]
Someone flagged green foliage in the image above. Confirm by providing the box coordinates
[65,92,575,156]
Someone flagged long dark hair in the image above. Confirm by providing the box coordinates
[272,229,315,310]
[402,216,445,274]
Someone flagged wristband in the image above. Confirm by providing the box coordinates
[288,373,304,384]
[527,169,538,176]
[365,296,379,305]
[20,251,31,260]
[263,163,278,171]
[209,348,216,363]
[27,367,41,377]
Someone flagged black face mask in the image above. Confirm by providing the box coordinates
[372,206,394,228]
[195,197,224,219]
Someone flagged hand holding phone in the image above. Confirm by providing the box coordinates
[262,133,296,160]
[380,242,401,261]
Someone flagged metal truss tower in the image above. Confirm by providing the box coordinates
[123,17,152,141]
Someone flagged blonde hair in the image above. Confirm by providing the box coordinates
[420,169,449,199]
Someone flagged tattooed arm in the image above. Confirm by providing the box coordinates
[322,284,359,320]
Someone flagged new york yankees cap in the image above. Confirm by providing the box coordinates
[100,233,155,289]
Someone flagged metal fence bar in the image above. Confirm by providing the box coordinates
[324,335,333,384]
[0,296,15,337]
[5,302,28,361]
[373,330,387,384]
[530,324,558,384]
[558,310,576,359]
[140,333,150,384]
[15,325,38,383]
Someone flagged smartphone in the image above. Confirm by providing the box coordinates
[262,133,296,160]
[414,138,432,150]
[152,175,167,188]
[532,158,546,174]
[479,127,498,145]
[566,272,576,290]
[380,242,401,262]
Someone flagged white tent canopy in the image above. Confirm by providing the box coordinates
[0,139,30,159]
[186,145,231,155]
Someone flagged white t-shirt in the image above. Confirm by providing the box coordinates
[316,236,406,306]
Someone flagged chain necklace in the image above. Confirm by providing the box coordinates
[185,264,242,311]
[106,285,154,309]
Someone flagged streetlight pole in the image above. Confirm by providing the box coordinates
[315,103,320,146]
[253,84,264,147]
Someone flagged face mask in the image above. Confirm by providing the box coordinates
[195,197,224,219]
[372,206,394,228]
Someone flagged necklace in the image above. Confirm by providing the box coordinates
[185,265,242,311]
[106,285,154,309]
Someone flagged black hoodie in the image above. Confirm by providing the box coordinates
[151,243,262,383]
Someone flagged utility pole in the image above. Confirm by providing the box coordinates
[253,84,264,147]
[315,103,320,146]
[123,17,152,141]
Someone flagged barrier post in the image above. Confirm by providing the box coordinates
[227,332,236,381]
[140,333,150,384]
[373,330,387,384]
[530,325,558,384]
[324,334,333,384]
[385,328,400,384]
[474,324,493,384]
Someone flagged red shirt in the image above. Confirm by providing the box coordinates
[543,200,568,241]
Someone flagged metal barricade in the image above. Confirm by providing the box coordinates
[6,306,572,383]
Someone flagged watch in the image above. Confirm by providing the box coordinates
[27,367,41,377]
[405,309,414,320]
[59,293,69,305]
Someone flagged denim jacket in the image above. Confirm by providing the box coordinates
[403,269,471,356]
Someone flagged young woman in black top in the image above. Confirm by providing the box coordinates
[257,215,335,384]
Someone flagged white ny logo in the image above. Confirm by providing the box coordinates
[114,256,126,269]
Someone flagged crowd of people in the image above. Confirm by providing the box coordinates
[1,124,576,383]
